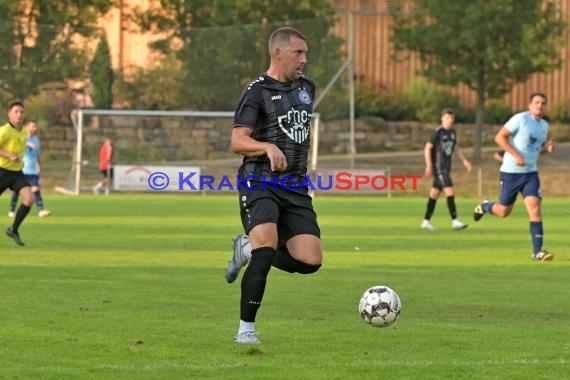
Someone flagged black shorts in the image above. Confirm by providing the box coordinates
[432,171,453,189]
[238,182,320,247]
[101,168,114,179]
[0,168,30,195]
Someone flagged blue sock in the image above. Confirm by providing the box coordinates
[10,192,18,212]
[530,221,543,254]
[34,191,45,211]
[483,201,495,214]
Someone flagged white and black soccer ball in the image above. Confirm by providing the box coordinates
[359,285,401,327]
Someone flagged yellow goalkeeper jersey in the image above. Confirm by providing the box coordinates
[0,122,26,171]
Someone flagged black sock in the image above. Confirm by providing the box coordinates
[272,246,298,273]
[13,204,31,231]
[272,246,321,274]
[424,198,437,220]
[240,247,275,322]
[447,195,457,219]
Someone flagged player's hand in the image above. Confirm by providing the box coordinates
[515,155,525,166]
[545,140,555,153]
[463,159,472,172]
[265,144,287,172]
[424,166,432,177]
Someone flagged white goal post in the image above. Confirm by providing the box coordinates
[56,109,321,195]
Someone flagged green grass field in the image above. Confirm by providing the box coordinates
[0,194,568,379]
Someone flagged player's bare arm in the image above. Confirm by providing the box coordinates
[544,139,555,153]
[0,149,19,162]
[231,126,288,171]
[423,142,433,177]
[495,127,525,166]
[454,146,472,172]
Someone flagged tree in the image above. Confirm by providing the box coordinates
[0,0,113,101]
[129,0,343,111]
[390,0,567,160]
[91,33,114,109]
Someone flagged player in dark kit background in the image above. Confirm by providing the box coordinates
[421,108,472,231]
[224,27,323,345]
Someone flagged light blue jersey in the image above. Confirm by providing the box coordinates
[500,111,549,173]
[23,135,41,175]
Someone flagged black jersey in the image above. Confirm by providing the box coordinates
[428,126,457,173]
[234,73,316,187]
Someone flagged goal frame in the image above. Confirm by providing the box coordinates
[58,109,321,195]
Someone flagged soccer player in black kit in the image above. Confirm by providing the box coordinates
[224,27,322,344]
[421,108,472,231]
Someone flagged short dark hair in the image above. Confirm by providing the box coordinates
[268,27,306,54]
[8,100,23,110]
[529,92,547,103]
[441,108,454,116]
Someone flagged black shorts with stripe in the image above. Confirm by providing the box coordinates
[238,181,320,247]
[432,171,453,189]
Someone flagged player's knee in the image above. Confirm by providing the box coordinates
[296,262,322,274]
[20,192,34,206]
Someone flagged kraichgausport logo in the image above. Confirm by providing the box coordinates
[146,172,422,192]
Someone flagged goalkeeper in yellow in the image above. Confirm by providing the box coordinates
[0,100,34,245]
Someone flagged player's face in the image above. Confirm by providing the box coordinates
[280,36,308,82]
[27,122,37,134]
[8,104,24,127]
[528,95,547,119]
[441,113,454,129]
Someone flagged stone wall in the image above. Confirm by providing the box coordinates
[38,116,570,162]
[319,119,503,155]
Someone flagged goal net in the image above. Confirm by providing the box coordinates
[56,109,321,195]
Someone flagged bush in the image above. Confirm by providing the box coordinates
[548,100,570,123]
[454,106,476,123]
[355,83,415,121]
[25,92,75,126]
[485,99,512,124]
[24,94,52,123]
[403,76,461,123]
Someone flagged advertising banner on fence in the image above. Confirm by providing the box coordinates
[114,165,201,192]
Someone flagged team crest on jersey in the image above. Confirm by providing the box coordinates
[298,90,312,104]
[442,141,454,156]
[278,107,311,144]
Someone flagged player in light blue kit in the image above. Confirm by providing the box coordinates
[9,120,51,218]
[473,92,554,261]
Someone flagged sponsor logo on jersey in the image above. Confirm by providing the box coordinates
[277,108,310,144]
[442,141,454,156]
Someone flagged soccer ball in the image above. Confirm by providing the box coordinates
[359,285,401,327]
